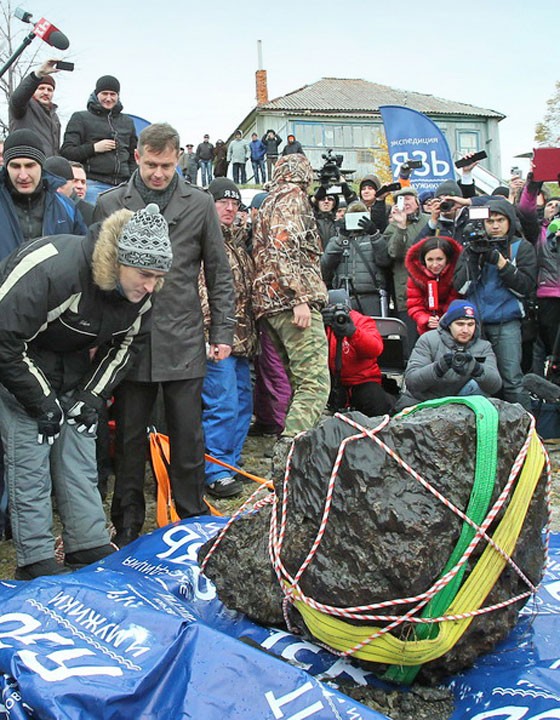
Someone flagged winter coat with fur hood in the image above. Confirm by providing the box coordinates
[0,210,154,417]
[405,236,462,335]
[252,154,327,319]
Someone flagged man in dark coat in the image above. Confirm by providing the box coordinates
[61,75,137,203]
[94,122,235,548]
[9,59,61,157]
[0,203,171,580]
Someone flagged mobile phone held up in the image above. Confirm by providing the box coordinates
[455,151,487,169]
[55,60,74,71]
[396,196,405,211]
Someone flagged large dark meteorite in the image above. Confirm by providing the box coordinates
[199,400,548,682]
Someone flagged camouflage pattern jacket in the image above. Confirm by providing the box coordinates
[199,225,257,357]
[252,154,328,319]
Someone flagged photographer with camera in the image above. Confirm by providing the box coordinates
[322,290,394,416]
[454,198,537,409]
[321,201,391,316]
[397,300,501,410]
[311,151,357,248]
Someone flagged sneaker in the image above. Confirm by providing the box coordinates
[64,543,117,569]
[15,558,71,581]
[206,476,243,499]
[247,422,282,438]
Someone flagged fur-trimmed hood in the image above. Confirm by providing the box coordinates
[91,209,165,294]
[405,235,463,291]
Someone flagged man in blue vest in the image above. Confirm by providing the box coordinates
[454,197,536,409]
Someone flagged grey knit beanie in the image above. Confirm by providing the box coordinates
[117,203,172,273]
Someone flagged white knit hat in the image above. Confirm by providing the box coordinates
[117,203,172,273]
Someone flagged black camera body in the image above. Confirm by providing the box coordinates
[321,303,350,328]
[317,149,344,187]
[439,199,455,212]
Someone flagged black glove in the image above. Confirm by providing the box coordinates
[332,316,356,339]
[434,353,454,378]
[451,351,473,376]
[357,216,378,235]
[471,360,484,378]
[36,396,63,445]
[526,171,543,197]
[399,162,412,180]
[66,398,99,435]
[484,248,501,265]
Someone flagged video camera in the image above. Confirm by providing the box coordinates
[321,303,350,328]
[317,149,344,188]
[462,206,502,252]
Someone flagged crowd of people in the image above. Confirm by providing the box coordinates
[0,56,558,581]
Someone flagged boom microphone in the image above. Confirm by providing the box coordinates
[32,18,70,50]
[522,373,560,404]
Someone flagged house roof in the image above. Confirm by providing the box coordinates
[260,77,505,120]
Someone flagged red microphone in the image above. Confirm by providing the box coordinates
[427,280,439,313]
[32,18,69,50]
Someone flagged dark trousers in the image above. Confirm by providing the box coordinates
[111,378,206,532]
[232,163,247,184]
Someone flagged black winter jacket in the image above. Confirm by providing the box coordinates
[60,94,137,185]
[0,218,153,416]
[9,73,61,156]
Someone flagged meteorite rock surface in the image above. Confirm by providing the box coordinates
[199,400,548,681]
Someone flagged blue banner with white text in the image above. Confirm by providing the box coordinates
[0,520,559,718]
[379,104,455,191]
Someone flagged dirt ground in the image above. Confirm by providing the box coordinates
[0,434,558,720]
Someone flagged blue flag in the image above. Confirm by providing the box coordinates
[379,105,455,191]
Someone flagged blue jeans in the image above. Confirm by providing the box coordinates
[251,159,266,184]
[483,320,530,409]
[84,179,113,204]
[232,163,247,185]
[202,356,253,484]
[199,160,213,186]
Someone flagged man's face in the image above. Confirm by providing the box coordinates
[33,82,54,107]
[72,166,87,199]
[135,145,179,191]
[402,194,419,215]
[118,266,166,303]
[215,198,240,227]
[7,158,42,194]
[360,183,376,205]
[186,145,194,154]
[204,135,209,142]
[318,196,335,213]
[485,212,510,238]
[287,136,295,144]
[450,318,476,344]
[545,200,560,221]
[97,91,118,110]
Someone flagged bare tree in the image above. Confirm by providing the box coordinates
[0,0,41,137]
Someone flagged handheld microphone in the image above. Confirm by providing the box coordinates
[522,373,560,404]
[427,280,439,313]
[32,17,70,50]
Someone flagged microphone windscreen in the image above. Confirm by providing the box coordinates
[48,30,69,50]
[522,373,560,403]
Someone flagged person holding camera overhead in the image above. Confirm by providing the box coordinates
[396,300,501,410]
[323,289,394,416]
[321,201,392,316]
[454,198,536,409]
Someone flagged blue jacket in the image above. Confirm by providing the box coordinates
[249,139,266,162]
[0,169,87,260]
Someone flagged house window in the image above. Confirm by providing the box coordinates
[456,130,480,157]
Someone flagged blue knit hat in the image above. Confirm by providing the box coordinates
[440,300,479,328]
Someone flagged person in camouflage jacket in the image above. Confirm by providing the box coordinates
[252,154,330,438]
[200,179,257,497]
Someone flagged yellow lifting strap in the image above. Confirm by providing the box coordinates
[291,430,545,666]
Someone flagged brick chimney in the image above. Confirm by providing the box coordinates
[256,69,268,106]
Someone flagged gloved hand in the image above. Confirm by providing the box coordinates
[470,359,484,378]
[357,216,378,235]
[526,171,543,197]
[484,248,501,265]
[66,399,99,434]
[451,351,473,376]
[332,315,356,339]
[434,353,453,378]
[399,162,412,180]
[36,396,63,445]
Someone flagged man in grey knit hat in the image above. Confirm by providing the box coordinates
[0,203,171,580]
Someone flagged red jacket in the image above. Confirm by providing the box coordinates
[405,236,462,335]
[326,310,383,385]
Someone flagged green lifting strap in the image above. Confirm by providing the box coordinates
[384,395,499,684]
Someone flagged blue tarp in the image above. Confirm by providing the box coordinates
[0,519,558,719]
